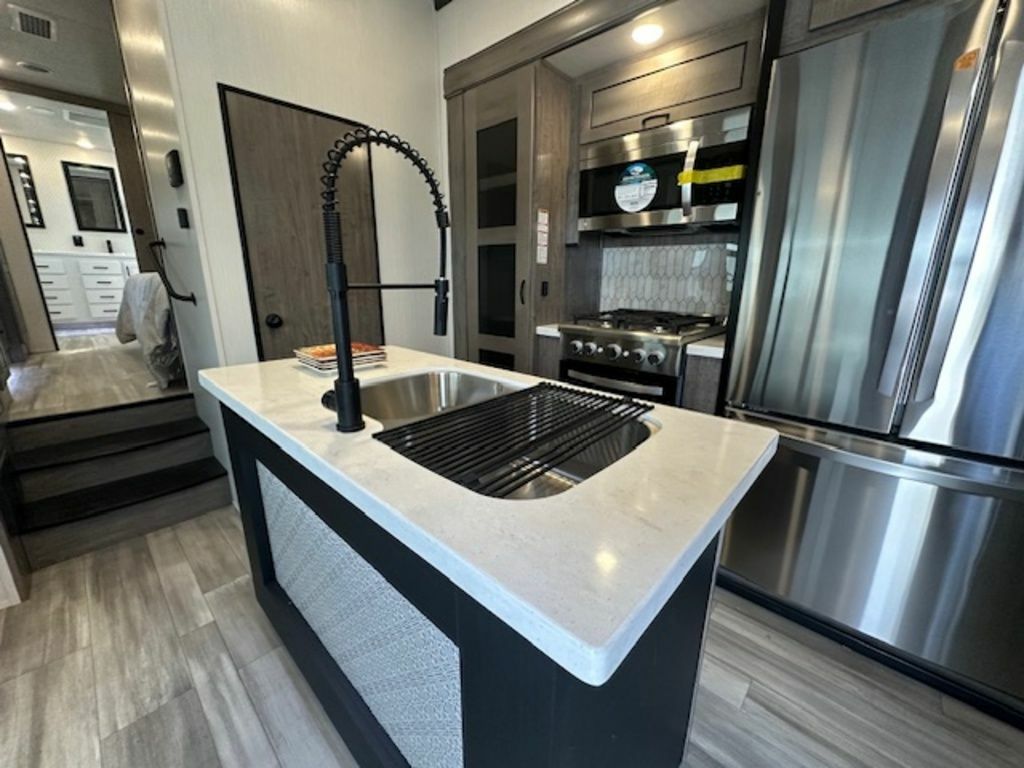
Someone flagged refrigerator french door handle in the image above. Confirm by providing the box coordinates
[877,0,1007,399]
[680,139,701,219]
[911,40,1024,404]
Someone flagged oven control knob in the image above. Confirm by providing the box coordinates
[583,342,598,356]
[647,349,666,366]
[606,343,622,360]
[569,340,583,355]
[631,348,646,363]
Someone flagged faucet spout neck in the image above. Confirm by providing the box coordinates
[319,127,450,433]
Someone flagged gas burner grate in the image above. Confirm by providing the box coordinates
[374,383,653,499]
[573,309,719,333]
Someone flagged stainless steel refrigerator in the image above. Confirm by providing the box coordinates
[722,0,1024,720]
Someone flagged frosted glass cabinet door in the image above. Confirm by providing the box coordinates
[463,67,534,372]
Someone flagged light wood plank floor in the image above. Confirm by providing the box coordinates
[6,330,187,422]
[0,506,1020,768]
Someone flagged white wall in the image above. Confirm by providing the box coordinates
[2,135,138,259]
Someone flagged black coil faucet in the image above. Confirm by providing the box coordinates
[320,127,450,432]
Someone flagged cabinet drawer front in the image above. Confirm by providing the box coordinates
[37,274,70,290]
[80,258,122,275]
[590,44,746,130]
[47,306,77,322]
[87,289,123,304]
[42,289,74,306]
[82,275,125,290]
[88,303,122,320]
[33,256,67,274]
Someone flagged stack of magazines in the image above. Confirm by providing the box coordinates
[294,342,386,372]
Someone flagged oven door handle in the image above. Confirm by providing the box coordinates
[680,138,701,219]
[565,369,664,398]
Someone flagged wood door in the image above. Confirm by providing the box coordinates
[221,87,383,360]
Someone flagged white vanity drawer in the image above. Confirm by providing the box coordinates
[87,288,123,304]
[47,306,77,322]
[82,275,125,290]
[33,256,67,274]
[42,289,74,306]
[124,263,140,277]
[37,274,70,289]
[79,258,122,275]
[88,304,122,320]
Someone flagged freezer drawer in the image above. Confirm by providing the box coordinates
[721,415,1024,709]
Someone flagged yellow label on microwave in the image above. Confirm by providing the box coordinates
[678,165,746,186]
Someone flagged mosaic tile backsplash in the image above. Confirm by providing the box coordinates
[599,243,735,317]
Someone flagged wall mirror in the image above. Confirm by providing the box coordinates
[62,161,126,232]
[6,154,45,228]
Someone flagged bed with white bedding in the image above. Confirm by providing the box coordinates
[116,273,183,389]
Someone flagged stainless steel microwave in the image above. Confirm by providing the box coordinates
[578,107,750,233]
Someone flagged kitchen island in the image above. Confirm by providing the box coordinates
[200,347,776,768]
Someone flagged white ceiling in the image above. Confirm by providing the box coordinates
[546,0,766,78]
[0,0,127,104]
[0,88,114,150]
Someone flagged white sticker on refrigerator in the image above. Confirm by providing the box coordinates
[614,162,658,213]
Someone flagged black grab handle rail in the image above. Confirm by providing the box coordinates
[148,239,197,305]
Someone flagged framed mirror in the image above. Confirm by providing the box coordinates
[62,161,126,232]
[6,154,45,228]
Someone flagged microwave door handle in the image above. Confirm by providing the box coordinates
[680,139,701,219]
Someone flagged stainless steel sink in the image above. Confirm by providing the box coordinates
[362,370,514,429]
[365,370,657,499]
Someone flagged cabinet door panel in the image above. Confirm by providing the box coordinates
[463,68,535,371]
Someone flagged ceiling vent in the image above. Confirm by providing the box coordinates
[63,109,107,129]
[9,5,56,41]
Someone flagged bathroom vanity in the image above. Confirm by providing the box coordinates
[200,347,776,768]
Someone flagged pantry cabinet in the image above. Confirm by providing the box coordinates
[448,62,572,373]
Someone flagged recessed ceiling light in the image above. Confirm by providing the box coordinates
[25,105,55,115]
[631,23,664,46]
[76,137,95,150]
[0,100,16,112]
[16,60,51,74]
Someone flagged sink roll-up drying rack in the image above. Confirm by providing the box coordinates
[374,383,653,498]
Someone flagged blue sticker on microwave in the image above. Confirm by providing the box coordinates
[614,162,659,213]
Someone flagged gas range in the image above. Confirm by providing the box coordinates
[559,309,725,378]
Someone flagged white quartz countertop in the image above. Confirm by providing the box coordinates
[200,347,776,685]
[687,335,726,359]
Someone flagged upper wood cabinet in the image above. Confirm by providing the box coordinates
[576,12,765,145]
[447,62,572,373]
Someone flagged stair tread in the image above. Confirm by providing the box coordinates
[19,458,227,533]
[14,417,209,472]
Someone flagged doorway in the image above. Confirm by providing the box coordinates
[0,1,184,423]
